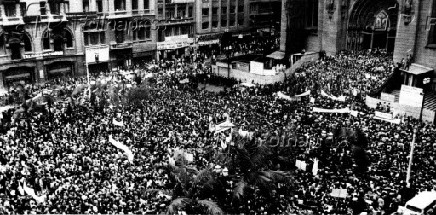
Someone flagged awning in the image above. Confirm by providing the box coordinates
[267,51,285,60]
[402,63,433,75]
[5,73,30,80]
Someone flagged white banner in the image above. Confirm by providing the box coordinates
[109,135,134,163]
[212,120,234,133]
[295,160,307,171]
[399,85,423,107]
[375,111,393,120]
[23,182,46,203]
[85,46,110,63]
[330,189,348,198]
[113,118,124,126]
[157,37,194,50]
[321,90,347,102]
[373,116,401,124]
[312,107,351,114]
[277,92,302,102]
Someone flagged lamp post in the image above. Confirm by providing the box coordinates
[225,45,233,79]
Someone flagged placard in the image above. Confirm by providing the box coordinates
[399,85,423,107]
[375,111,393,120]
[381,93,396,103]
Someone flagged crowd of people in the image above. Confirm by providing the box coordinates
[0,48,433,215]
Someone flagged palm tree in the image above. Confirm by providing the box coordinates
[220,135,292,207]
[163,154,224,215]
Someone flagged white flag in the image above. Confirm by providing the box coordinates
[109,135,134,163]
[23,182,45,203]
[312,158,319,176]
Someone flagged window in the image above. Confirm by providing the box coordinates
[40,2,47,15]
[230,6,235,13]
[115,30,124,43]
[158,7,164,17]
[305,0,318,29]
[238,18,244,26]
[23,34,32,52]
[221,7,227,14]
[0,35,6,55]
[238,5,243,13]
[202,8,209,16]
[188,6,193,17]
[144,0,149,9]
[96,0,103,12]
[83,0,90,12]
[64,30,73,48]
[221,19,227,27]
[10,43,21,60]
[49,2,61,15]
[132,0,138,10]
[84,31,105,46]
[158,29,165,42]
[428,1,436,47]
[43,31,50,50]
[202,22,209,29]
[229,18,235,26]
[4,3,16,17]
[212,7,218,15]
[181,26,188,35]
[135,27,149,40]
[212,21,218,28]
[114,0,126,11]
[20,3,27,16]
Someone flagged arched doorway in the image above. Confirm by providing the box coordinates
[347,0,399,53]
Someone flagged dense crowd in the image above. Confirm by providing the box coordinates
[0,48,433,215]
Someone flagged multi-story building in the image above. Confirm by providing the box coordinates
[194,0,281,56]
[0,0,79,88]
[69,0,155,72]
[154,0,195,61]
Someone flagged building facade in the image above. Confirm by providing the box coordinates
[194,0,281,55]
[154,0,195,61]
[282,0,436,75]
[0,0,82,88]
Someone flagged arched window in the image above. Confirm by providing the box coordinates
[23,33,32,52]
[0,34,6,55]
[42,31,51,50]
[63,29,73,48]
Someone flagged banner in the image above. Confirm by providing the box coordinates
[214,120,234,133]
[373,116,401,124]
[321,90,347,102]
[23,182,45,203]
[330,189,348,198]
[312,158,319,176]
[295,160,307,171]
[109,135,134,163]
[296,90,311,97]
[277,92,301,102]
[113,118,124,126]
[375,111,393,120]
[312,107,351,114]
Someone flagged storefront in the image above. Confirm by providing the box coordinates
[111,48,133,70]
[132,43,156,66]
[196,33,223,57]
[157,35,194,60]
[89,62,110,74]
[46,61,74,79]
[2,67,34,87]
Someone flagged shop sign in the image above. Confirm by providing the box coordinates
[86,45,110,63]
[23,51,64,59]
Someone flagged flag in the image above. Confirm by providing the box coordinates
[109,135,134,163]
[113,118,124,126]
[23,182,45,203]
[312,158,319,176]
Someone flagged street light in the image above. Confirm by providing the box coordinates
[225,45,233,79]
